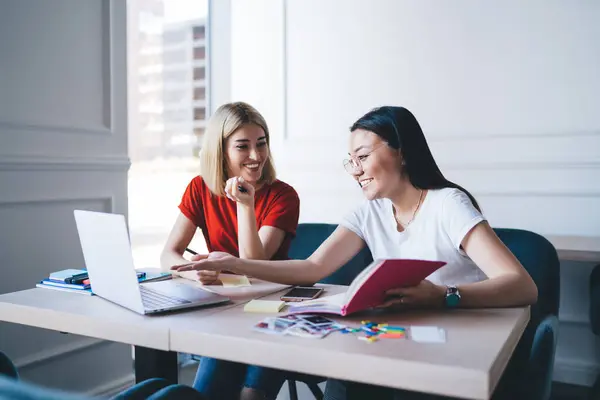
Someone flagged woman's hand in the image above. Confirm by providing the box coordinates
[377,280,446,309]
[225,177,255,207]
[188,254,220,285]
[172,251,236,274]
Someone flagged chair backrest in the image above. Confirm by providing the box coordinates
[289,225,561,313]
[288,223,373,285]
[493,228,560,319]
[290,224,559,398]
[492,228,560,399]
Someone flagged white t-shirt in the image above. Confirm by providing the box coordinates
[340,188,488,286]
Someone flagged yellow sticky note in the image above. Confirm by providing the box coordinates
[244,299,286,313]
[220,274,251,287]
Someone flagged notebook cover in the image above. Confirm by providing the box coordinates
[36,283,94,296]
[40,279,91,290]
[342,259,446,315]
[48,269,88,283]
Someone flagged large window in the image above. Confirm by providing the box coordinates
[127,0,209,269]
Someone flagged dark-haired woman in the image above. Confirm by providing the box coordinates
[171,106,538,400]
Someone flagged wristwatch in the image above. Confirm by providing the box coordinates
[444,285,461,308]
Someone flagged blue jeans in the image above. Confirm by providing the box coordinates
[193,357,285,400]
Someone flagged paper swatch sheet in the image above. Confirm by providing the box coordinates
[410,326,446,343]
[253,314,345,339]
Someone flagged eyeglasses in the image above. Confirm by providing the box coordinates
[342,144,386,173]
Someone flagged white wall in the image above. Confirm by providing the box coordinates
[224,0,600,387]
[0,0,133,394]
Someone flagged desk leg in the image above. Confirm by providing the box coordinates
[134,346,178,384]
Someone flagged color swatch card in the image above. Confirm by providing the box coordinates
[410,326,446,343]
[252,314,345,339]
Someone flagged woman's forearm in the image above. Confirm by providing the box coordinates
[453,273,538,308]
[230,257,323,285]
[160,249,189,271]
[236,203,266,259]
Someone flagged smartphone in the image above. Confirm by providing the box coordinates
[280,286,324,302]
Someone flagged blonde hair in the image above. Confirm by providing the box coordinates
[200,102,277,196]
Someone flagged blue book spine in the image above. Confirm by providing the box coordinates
[41,280,91,290]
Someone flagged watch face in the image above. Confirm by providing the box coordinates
[446,293,460,307]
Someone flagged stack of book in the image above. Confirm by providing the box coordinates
[36,269,173,296]
[37,269,93,295]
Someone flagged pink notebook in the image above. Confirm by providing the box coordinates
[287,259,446,316]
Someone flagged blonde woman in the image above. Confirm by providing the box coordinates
[161,102,299,400]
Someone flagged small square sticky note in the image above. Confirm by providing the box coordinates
[220,274,251,287]
[410,326,446,343]
[244,299,286,313]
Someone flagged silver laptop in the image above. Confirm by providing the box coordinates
[73,209,229,315]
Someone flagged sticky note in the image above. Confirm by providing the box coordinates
[220,274,251,287]
[410,326,446,343]
[244,299,286,313]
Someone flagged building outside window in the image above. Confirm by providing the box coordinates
[127,0,209,270]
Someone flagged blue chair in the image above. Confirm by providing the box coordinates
[286,225,560,400]
[489,228,560,400]
[0,351,206,399]
[588,264,600,400]
[285,223,373,400]
[288,223,373,285]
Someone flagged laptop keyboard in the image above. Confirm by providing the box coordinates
[140,285,191,310]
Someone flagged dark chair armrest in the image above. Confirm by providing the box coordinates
[493,314,559,400]
[0,375,89,400]
[527,315,559,400]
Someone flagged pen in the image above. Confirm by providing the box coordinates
[185,247,198,255]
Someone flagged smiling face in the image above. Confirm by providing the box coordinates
[347,129,404,200]
[224,123,269,184]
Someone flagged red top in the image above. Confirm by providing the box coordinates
[178,176,300,260]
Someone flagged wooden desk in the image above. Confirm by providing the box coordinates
[545,235,600,263]
[0,283,528,399]
[0,278,288,383]
[168,286,530,400]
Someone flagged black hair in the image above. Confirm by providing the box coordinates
[350,106,480,211]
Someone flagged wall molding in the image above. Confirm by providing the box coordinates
[428,130,600,142]
[0,154,130,171]
[0,121,112,136]
[281,159,600,173]
[101,0,114,132]
[559,313,590,326]
[14,337,107,370]
[554,356,600,387]
[442,161,600,171]
[474,191,600,198]
[0,0,116,136]
[0,196,115,218]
